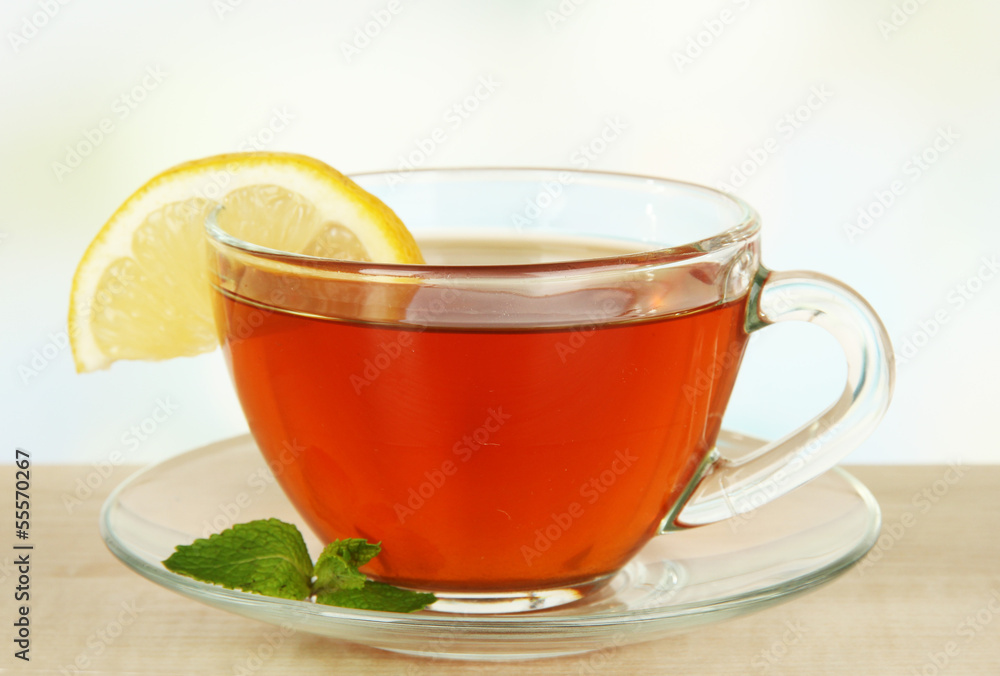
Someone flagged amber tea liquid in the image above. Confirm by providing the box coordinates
[214,234,750,592]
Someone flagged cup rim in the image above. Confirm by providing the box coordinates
[204,166,760,277]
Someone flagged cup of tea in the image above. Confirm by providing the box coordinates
[205,168,893,613]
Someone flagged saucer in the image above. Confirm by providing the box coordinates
[100,432,880,661]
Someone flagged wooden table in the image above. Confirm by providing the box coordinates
[2,465,998,674]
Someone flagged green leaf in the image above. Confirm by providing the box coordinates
[163,518,313,600]
[316,581,437,613]
[163,522,436,613]
[330,539,382,569]
[313,539,381,595]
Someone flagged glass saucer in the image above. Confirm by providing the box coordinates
[100,432,880,661]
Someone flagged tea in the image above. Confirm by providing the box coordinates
[213,234,750,592]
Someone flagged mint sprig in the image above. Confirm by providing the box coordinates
[162,518,313,600]
[312,539,380,594]
[317,581,436,613]
[163,519,436,613]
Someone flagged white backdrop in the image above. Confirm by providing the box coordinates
[2,0,997,466]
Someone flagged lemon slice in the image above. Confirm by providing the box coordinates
[69,152,423,372]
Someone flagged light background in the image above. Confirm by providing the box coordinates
[2,0,997,466]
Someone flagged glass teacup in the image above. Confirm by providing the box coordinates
[206,168,893,613]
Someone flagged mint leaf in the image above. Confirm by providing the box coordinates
[163,522,437,612]
[313,539,380,594]
[316,581,437,613]
[163,518,313,600]
[329,539,381,569]
[313,540,435,611]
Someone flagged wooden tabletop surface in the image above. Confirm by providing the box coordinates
[1,464,998,675]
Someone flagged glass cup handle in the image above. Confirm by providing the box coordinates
[666,267,895,530]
